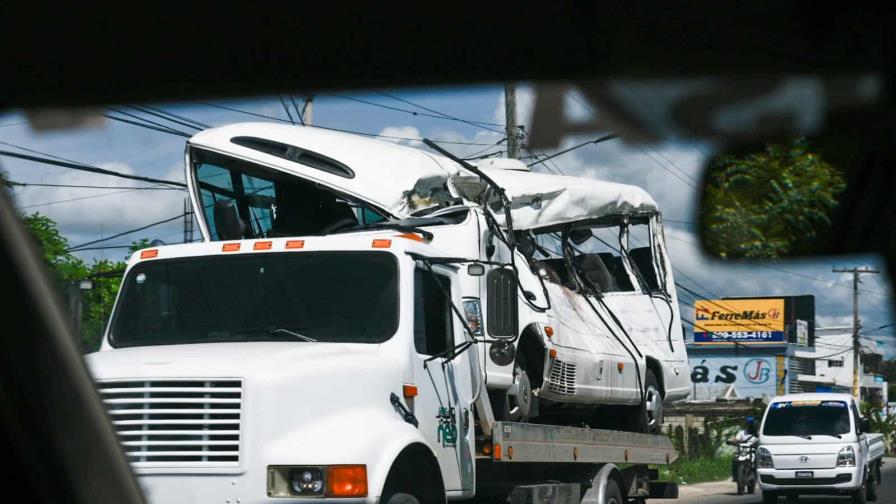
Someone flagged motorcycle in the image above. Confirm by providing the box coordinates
[732,440,757,495]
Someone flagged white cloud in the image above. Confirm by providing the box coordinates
[377,126,423,146]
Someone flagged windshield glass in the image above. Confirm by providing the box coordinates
[110,252,398,347]
[762,400,851,437]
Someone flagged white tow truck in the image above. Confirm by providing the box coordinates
[86,122,690,503]
[756,393,886,503]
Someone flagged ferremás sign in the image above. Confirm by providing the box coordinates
[693,298,785,344]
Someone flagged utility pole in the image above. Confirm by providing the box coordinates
[833,266,880,400]
[504,83,519,159]
[302,95,314,125]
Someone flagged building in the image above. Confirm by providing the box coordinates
[686,295,816,401]
[792,326,888,406]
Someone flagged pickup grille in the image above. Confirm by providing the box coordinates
[547,359,577,395]
[98,379,242,467]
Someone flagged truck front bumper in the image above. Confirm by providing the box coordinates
[138,474,373,504]
[757,466,862,495]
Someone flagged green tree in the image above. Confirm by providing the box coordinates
[702,138,846,259]
[20,212,144,351]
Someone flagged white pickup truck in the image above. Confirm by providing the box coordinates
[756,393,885,503]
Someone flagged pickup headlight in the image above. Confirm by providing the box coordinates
[463,298,483,336]
[757,447,774,469]
[837,446,856,467]
[268,465,367,498]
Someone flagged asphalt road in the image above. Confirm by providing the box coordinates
[671,458,896,503]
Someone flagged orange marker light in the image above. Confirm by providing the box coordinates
[402,384,418,398]
[222,243,241,252]
[285,240,305,249]
[396,232,425,242]
[617,362,625,372]
[481,443,492,456]
[371,239,391,248]
[140,249,158,259]
[493,443,502,461]
[253,241,272,250]
[544,326,554,338]
[326,465,368,497]
[549,349,558,359]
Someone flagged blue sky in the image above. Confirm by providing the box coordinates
[1,84,893,356]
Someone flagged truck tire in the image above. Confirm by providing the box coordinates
[866,464,879,502]
[382,492,421,504]
[603,478,623,504]
[852,484,867,504]
[762,490,777,503]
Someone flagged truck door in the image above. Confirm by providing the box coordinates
[411,266,475,495]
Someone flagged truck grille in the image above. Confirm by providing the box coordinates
[547,359,576,395]
[98,379,242,467]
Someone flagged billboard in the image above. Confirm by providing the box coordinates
[694,298,785,344]
[689,356,780,400]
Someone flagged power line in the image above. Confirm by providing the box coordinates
[526,134,618,168]
[0,149,187,188]
[128,105,205,131]
[137,105,211,129]
[377,91,507,129]
[67,213,186,252]
[196,101,497,145]
[335,93,504,133]
[19,189,142,209]
[107,107,194,136]
[7,181,179,191]
[104,113,191,137]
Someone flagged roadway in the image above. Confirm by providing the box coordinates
[672,458,896,503]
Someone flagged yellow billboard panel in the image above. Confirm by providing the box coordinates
[694,298,785,334]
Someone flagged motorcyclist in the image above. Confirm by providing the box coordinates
[727,416,759,482]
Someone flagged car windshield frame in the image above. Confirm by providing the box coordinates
[762,400,852,437]
[108,251,400,348]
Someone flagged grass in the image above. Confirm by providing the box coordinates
[658,454,733,485]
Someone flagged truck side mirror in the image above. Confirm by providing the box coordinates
[487,268,519,338]
[860,418,870,433]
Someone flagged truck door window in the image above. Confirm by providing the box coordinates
[627,219,663,292]
[567,225,636,293]
[414,268,453,356]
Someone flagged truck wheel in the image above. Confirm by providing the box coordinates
[506,362,534,422]
[866,465,878,502]
[603,478,623,504]
[762,490,777,503]
[852,485,867,504]
[382,492,421,504]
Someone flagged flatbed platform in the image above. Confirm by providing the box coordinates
[490,422,678,465]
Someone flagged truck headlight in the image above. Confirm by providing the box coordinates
[268,465,367,498]
[463,298,483,336]
[757,447,774,469]
[837,446,856,467]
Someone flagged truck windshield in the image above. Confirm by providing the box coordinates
[110,252,398,347]
[762,400,851,437]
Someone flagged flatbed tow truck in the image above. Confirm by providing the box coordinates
[86,123,684,504]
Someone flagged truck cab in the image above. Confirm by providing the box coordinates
[88,233,492,503]
[756,393,885,503]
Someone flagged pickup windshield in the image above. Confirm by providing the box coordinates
[762,400,851,437]
[110,252,398,347]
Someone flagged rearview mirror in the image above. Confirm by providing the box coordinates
[569,228,593,246]
[698,137,896,261]
[488,340,516,366]
[860,418,870,433]
[487,268,519,338]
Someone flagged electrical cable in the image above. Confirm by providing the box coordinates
[333,93,504,133]
[0,149,187,187]
[526,134,618,169]
[66,213,186,252]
